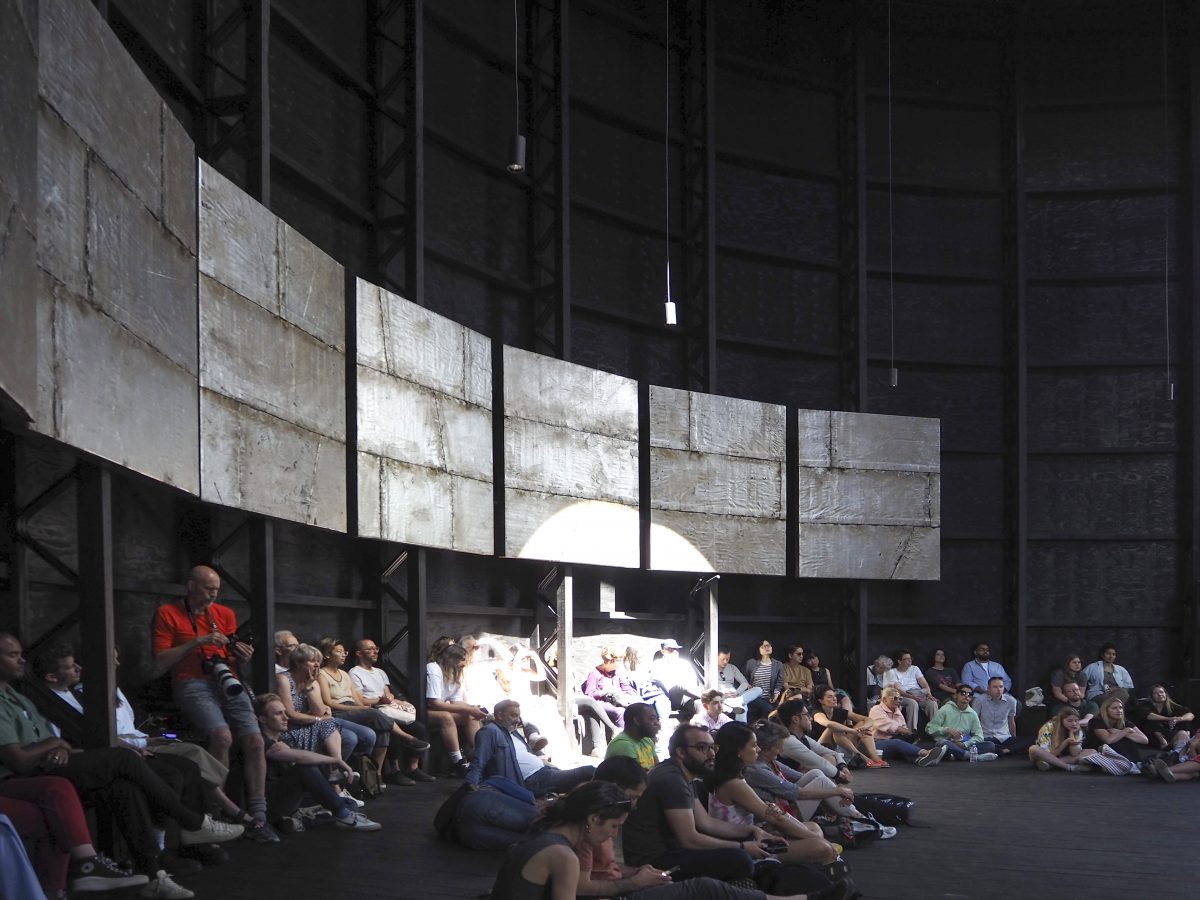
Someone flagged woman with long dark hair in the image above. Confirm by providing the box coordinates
[708,723,842,868]
[744,641,783,723]
[811,687,886,767]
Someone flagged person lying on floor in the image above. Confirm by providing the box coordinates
[465,700,594,795]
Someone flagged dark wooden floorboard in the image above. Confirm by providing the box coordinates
[170,760,1198,900]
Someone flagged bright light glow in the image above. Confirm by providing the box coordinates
[664,300,677,326]
[516,499,714,573]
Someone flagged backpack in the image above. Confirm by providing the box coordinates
[351,755,384,799]
[854,793,916,827]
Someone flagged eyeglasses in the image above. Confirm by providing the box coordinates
[680,743,716,754]
[958,690,974,697]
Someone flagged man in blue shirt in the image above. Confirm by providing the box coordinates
[465,700,593,795]
[961,643,1012,694]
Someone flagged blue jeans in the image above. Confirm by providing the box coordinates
[936,738,996,760]
[876,738,922,761]
[334,718,376,759]
[0,814,45,900]
[726,687,762,723]
[454,787,537,850]
[524,764,595,796]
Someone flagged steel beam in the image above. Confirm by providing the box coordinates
[405,546,427,719]
[556,568,575,754]
[76,464,117,750]
[1184,1,1200,676]
[245,0,271,205]
[0,433,29,638]
[247,517,275,694]
[526,0,571,359]
[1001,4,1029,690]
[680,0,717,392]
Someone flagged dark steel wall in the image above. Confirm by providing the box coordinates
[6,0,1195,698]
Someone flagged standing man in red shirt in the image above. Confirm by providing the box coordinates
[153,565,277,842]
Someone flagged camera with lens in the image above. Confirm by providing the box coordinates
[201,655,245,697]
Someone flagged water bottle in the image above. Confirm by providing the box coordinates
[969,743,978,763]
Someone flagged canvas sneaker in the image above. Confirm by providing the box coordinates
[70,854,149,892]
[180,813,243,846]
[138,870,194,899]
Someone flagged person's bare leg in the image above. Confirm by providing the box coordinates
[207,725,233,768]
[859,733,883,763]
[427,710,460,753]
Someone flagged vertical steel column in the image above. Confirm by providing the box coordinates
[245,0,271,205]
[406,547,427,719]
[526,0,571,360]
[1001,6,1029,691]
[76,464,117,750]
[0,433,29,638]
[837,2,870,699]
[556,567,575,753]
[680,0,717,392]
[370,0,424,301]
[703,580,718,682]
[248,518,275,694]
[1183,2,1200,676]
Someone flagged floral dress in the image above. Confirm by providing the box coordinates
[281,671,339,751]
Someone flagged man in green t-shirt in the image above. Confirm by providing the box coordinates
[603,702,660,769]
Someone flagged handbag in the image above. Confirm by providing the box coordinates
[854,793,916,827]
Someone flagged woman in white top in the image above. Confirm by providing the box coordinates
[426,643,487,776]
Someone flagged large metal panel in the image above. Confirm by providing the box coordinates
[795,409,941,580]
[0,0,39,422]
[198,161,346,530]
[355,280,493,554]
[649,386,786,574]
[504,347,638,566]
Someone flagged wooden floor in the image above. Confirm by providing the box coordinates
[167,757,1197,900]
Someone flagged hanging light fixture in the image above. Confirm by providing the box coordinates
[508,0,526,173]
[663,1,677,326]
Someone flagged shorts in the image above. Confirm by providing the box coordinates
[174,677,260,740]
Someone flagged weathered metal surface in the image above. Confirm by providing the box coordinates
[200,390,345,530]
[355,281,493,553]
[0,0,40,421]
[53,287,199,491]
[504,347,638,564]
[161,109,196,255]
[38,0,162,213]
[198,160,346,529]
[35,106,86,296]
[830,411,940,472]
[648,386,786,574]
[797,523,940,580]
[797,469,940,527]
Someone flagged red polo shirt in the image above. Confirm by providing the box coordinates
[152,599,237,682]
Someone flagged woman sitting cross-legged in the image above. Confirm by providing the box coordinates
[1028,708,1098,772]
[709,722,843,868]
[493,778,846,900]
[865,688,947,767]
[316,637,432,784]
[1081,694,1148,776]
[255,693,381,832]
[1137,684,1194,753]
[811,687,887,767]
[743,722,897,840]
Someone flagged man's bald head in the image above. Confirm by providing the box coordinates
[186,565,221,609]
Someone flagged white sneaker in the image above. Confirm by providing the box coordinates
[180,813,243,846]
[975,752,998,762]
[139,871,195,899]
[334,812,382,832]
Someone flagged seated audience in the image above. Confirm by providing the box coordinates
[1048,653,1087,705]
[1050,681,1098,726]
[1082,694,1146,775]
[923,649,958,705]
[622,647,672,727]
[275,644,355,762]
[802,652,850,712]
[622,724,777,882]
[1144,732,1200,783]
[890,650,937,729]
[960,643,1012,695]
[694,690,733,733]
[0,774,149,896]
[744,722,890,837]
[605,703,662,770]
[864,656,895,707]
[466,700,594,795]
[744,641,784,723]
[713,646,761,723]
[427,643,487,776]
[316,637,430,782]
[925,684,997,761]
[273,631,299,674]
[650,640,705,712]
[774,700,850,785]
[1027,708,1095,772]
[0,633,240,898]
[1137,685,1193,752]
[255,693,380,832]
[865,688,947,766]
[583,647,640,731]
[810,687,885,767]
[779,646,814,705]
[349,637,435,783]
[972,677,1033,756]
[1081,643,1134,702]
